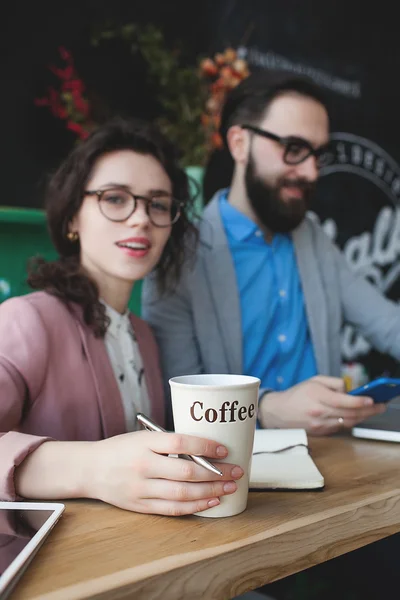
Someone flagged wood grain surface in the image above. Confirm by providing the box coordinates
[11,435,400,600]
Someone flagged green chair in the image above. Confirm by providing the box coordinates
[0,207,55,302]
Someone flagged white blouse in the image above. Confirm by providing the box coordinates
[103,302,150,432]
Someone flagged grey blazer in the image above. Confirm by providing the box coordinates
[143,194,400,401]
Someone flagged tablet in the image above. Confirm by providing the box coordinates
[352,396,400,442]
[0,502,65,599]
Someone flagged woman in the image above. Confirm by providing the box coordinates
[0,118,243,515]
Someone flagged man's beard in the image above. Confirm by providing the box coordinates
[245,155,316,233]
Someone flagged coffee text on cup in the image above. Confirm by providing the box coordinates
[190,401,255,423]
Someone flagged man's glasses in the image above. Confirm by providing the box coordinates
[85,188,183,228]
[241,124,333,168]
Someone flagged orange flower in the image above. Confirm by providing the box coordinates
[213,114,221,129]
[210,78,226,94]
[227,77,241,89]
[200,58,218,77]
[232,59,248,75]
[211,132,223,149]
[206,96,220,113]
[199,46,251,159]
[223,48,237,63]
[219,66,234,81]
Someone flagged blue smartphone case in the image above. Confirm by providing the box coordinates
[348,377,400,403]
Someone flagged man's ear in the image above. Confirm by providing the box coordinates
[226,125,250,165]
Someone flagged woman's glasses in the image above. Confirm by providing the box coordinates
[85,188,183,228]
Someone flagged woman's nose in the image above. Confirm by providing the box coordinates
[126,199,151,227]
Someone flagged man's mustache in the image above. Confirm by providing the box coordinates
[279,179,316,195]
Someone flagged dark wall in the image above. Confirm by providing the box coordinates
[4,1,398,210]
[1,0,216,209]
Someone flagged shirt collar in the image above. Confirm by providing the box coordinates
[218,188,290,246]
[219,188,262,242]
[102,301,131,339]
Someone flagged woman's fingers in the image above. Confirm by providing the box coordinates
[145,431,229,460]
[136,497,221,516]
[144,478,237,502]
[147,454,244,482]
[138,431,244,482]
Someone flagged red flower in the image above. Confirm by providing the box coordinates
[49,64,74,81]
[66,120,88,139]
[62,79,84,93]
[58,46,72,61]
[35,47,94,142]
[34,97,49,107]
[72,91,89,117]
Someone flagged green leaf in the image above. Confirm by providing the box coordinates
[90,21,212,165]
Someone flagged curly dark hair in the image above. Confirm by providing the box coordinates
[28,117,198,337]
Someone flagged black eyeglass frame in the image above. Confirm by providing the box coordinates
[241,124,332,167]
[84,188,183,228]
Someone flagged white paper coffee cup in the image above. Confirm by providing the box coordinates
[169,374,260,517]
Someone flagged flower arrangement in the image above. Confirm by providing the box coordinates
[35,28,250,164]
[199,48,250,152]
[35,46,95,140]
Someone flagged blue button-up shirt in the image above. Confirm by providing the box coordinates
[219,189,317,391]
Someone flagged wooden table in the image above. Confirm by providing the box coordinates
[12,435,400,600]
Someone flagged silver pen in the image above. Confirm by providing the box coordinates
[136,413,223,477]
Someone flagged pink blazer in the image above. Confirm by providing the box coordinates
[0,292,165,501]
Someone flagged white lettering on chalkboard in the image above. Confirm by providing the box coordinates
[310,132,400,360]
[237,47,361,98]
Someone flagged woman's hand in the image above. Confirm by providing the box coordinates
[86,430,244,515]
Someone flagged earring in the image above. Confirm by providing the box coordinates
[67,231,79,242]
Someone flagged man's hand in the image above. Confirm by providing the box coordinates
[258,375,387,435]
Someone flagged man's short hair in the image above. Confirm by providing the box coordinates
[219,69,330,146]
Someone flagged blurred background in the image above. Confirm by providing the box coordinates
[1,0,400,381]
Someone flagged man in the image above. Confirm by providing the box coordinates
[142,70,400,435]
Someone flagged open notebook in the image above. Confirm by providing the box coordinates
[249,429,324,490]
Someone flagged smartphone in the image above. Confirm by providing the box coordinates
[348,377,400,403]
